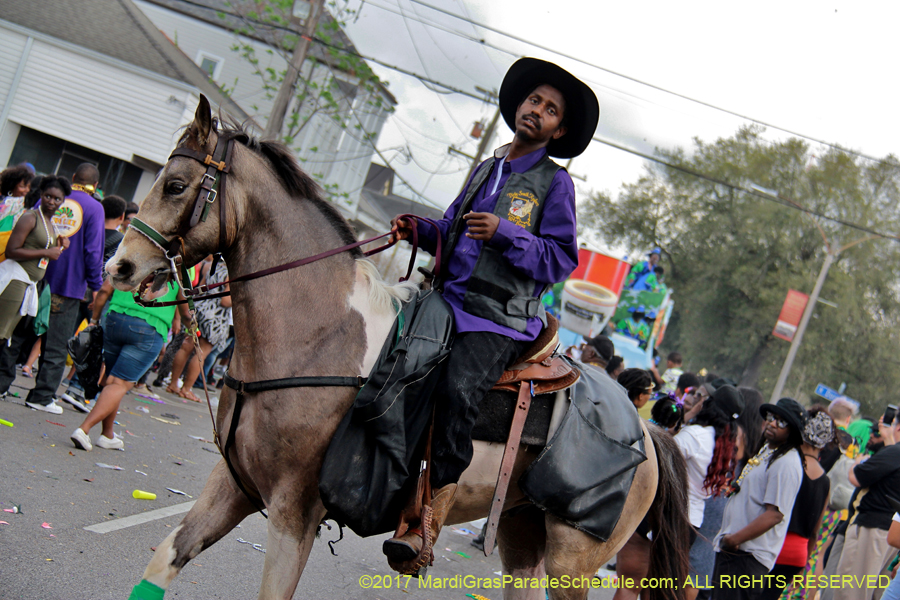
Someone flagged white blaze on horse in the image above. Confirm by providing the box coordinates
[108,96,691,600]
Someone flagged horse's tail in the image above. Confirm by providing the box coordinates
[645,423,692,600]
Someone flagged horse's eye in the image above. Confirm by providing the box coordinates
[166,182,187,195]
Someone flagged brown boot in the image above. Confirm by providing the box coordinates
[383,483,458,571]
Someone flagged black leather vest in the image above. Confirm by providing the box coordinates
[440,150,561,333]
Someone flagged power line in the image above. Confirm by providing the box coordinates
[364,0,518,58]
[323,31,900,239]
[282,36,900,237]
[171,0,887,166]
[395,0,475,143]
[452,0,503,78]
[392,113,457,145]
[315,63,445,209]
[363,0,680,115]
[407,0,886,165]
[159,0,898,234]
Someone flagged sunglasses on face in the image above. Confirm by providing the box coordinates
[765,413,788,429]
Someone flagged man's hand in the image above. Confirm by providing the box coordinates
[720,534,740,552]
[58,236,70,249]
[390,216,416,244]
[464,212,500,241]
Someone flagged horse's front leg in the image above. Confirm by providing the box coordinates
[131,461,256,598]
[257,490,326,600]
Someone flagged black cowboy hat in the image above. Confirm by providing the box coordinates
[499,58,600,159]
[760,397,808,434]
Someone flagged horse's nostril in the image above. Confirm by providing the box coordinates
[116,261,135,279]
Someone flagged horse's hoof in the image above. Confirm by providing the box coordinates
[382,537,419,563]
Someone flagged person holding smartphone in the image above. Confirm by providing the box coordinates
[833,415,900,600]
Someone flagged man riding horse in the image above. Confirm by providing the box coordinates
[384,58,599,566]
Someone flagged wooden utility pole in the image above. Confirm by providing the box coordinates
[263,0,326,141]
[769,234,877,402]
[461,106,500,190]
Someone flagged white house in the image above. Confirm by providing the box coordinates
[0,0,251,202]
[134,0,396,218]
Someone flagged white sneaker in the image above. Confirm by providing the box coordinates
[25,400,63,414]
[71,428,92,451]
[96,435,124,450]
[61,391,89,413]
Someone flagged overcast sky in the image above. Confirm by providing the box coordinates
[343,0,900,218]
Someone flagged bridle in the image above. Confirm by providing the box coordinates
[122,126,442,518]
[127,131,234,307]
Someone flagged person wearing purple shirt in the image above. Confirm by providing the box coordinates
[382,58,599,568]
[0,163,105,413]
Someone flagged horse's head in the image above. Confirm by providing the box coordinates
[108,95,235,297]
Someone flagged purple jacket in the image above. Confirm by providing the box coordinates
[43,189,105,299]
[417,146,578,341]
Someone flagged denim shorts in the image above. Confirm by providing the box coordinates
[103,311,165,383]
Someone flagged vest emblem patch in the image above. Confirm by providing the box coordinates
[507,191,539,228]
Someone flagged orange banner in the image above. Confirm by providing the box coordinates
[773,289,809,342]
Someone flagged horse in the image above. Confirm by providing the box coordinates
[107,95,691,600]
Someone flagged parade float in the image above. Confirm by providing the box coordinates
[550,247,673,370]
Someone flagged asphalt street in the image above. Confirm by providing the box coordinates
[0,371,615,600]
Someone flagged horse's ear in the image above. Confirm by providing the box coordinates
[192,94,212,144]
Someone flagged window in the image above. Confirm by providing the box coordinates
[195,51,224,80]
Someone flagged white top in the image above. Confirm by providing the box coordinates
[490,154,507,196]
[674,424,716,527]
[661,367,684,394]
[894,512,900,523]
[714,447,804,570]
[0,259,39,318]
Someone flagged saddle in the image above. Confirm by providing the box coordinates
[493,314,579,395]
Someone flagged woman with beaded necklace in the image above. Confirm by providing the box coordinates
[0,176,69,345]
[711,397,807,600]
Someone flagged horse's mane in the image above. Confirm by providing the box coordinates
[217,120,362,257]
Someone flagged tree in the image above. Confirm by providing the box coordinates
[221,0,393,203]
[579,126,900,415]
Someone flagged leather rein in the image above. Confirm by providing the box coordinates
[125,130,441,517]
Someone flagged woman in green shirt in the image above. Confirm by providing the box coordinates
[71,279,190,451]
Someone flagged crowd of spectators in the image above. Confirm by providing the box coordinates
[0,163,234,451]
[3,161,899,597]
[573,334,900,600]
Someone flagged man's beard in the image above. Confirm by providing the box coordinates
[867,440,885,454]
